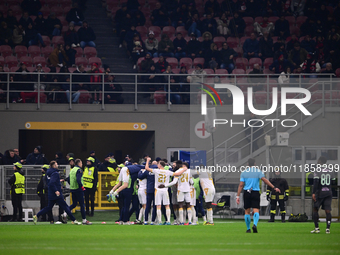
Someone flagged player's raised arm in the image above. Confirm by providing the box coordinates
[145,157,153,172]
[173,167,186,176]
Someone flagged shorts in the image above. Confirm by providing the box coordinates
[172,189,178,205]
[203,187,216,203]
[243,190,260,209]
[314,195,332,211]
[177,191,191,203]
[155,189,170,206]
[138,189,147,205]
[190,188,196,206]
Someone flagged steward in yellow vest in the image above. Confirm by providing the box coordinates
[83,157,98,216]
[8,162,25,222]
[36,164,53,222]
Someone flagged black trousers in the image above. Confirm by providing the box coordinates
[270,199,285,214]
[11,193,22,221]
[84,188,96,215]
[40,194,54,221]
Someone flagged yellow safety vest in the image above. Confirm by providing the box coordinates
[108,166,117,173]
[14,172,25,194]
[306,172,312,193]
[83,166,95,188]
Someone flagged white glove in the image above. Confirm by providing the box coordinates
[113,191,118,196]
[109,189,114,195]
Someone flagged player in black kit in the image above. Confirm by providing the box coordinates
[267,169,289,222]
[311,156,337,234]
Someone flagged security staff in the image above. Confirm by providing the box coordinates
[83,157,98,217]
[267,169,289,222]
[36,164,53,222]
[8,162,25,222]
[98,154,117,172]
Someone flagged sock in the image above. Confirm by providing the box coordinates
[166,208,171,223]
[183,209,187,221]
[157,209,162,223]
[82,219,87,223]
[326,212,332,229]
[203,215,207,222]
[207,208,213,223]
[191,207,196,223]
[187,208,192,223]
[179,208,183,223]
[313,211,319,228]
[138,208,144,221]
[253,212,259,226]
[174,209,179,221]
[245,214,251,230]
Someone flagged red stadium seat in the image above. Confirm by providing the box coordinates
[162,26,176,37]
[41,46,53,57]
[227,37,239,48]
[42,67,51,73]
[0,5,9,14]
[41,36,51,46]
[78,90,91,103]
[204,69,214,76]
[336,68,340,77]
[9,5,22,15]
[232,68,245,75]
[311,91,323,104]
[290,26,300,36]
[5,56,19,68]
[193,58,204,67]
[75,57,88,67]
[263,58,273,69]
[254,17,263,23]
[263,68,274,74]
[176,26,188,37]
[84,47,97,58]
[33,56,47,66]
[154,90,166,104]
[28,46,41,58]
[254,91,267,104]
[233,47,243,57]
[296,16,307,27]
[152,57,159,63]
[0,45,13,58]
[74,47,83,58]
[172,68,180,74]
[19,56,33,66]
[136,26,148,36]
[149,26,161,37]
[68,67,76,73]
[244,26,254,36]
[10,66,19,72]
[249,58,262,68]
[0,56,4,66]
[268,16,279,23]
[243,17,254,26]
[239,36,250,46]
[51,36,64,47]
[179,58,192,69]
[39,6,51,16]
[88,57,102,67]
[235,58,248,70]
[215,69,228,76]
[285,16,296,25]
[50,6,64,16]
[166,57,178,69]
[14,45,28,58]
[213,36,226,48]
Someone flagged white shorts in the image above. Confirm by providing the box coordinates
[138,189,147,205]
[172,189,178,205]
[155,189,170,206]
[203,187,216,203]
[177,191,191,203]
[190,188,196,206]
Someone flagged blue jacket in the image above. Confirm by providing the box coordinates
[46,167,63,200]
[138,164,157,194]
[243,38,259,54]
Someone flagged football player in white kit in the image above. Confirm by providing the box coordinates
[145,157,186,225]
[196,167,215,225]
[137,169,147,224]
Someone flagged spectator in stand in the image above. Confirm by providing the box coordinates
[21,0,42,16]
[286,34,299,52]
[73,64,89,84]
[248,63,264,92]
[204,42,220,70]
[172,4,189,28]
[5,9,18,31]
[130,35,146,70]
[270,54,292,74]
[140,53,154,73]
[15,62,33,103]
[173,32,187,60]
[142,64,162,96]
[163,65,180,104]
[127,0,141,13]
[155,55,169,73]
[314,19,325,38]
[26,146,48,165]
[253,15,274,36]
[273,36,286,52]
[151,2,169,27]
[187,64,206,84]
[205,0,220,16]
[300,18,316,38]
[0,22,13,46]
[78,21,96,49]
[88,63,103,104]
[315,41,326,68]
[2,149,20,165]
[132,10,146,27]
[64,44,77,67]
[115,4,128,47]
[19,11,33,30]
[243,33,260,59]
[274,43,288,60]
[13,149,23,163]
[220,42,236,73]
[34,12,46,35]
[55,152,68,165]
[158,34,174,58]
[46,76,63,103]
[66,3,84,26]
[258,31,274,60]
[201,31,213,58]
[187,32,202,59]
[124,25,140,51]
[201,13,217,36]
[217,13,229,36]
[144,31,158,57]
[320,63,334,76]
[12,24,25,46]
[318,4,329,24]
[49,44,68,68]
[24,22,45,47]
[64,80,81,103]
[288,43,308,70]
[290,0,306,17]
[274,15,290,39]
[300,35,316,54]
[300,53,320,77]
[278,66,292,86]
[324,15,335,37]
[104,75,124,104]
[64,22,80,48]
[229,12,246,37]
[186,13,202,38]
[177,65,190,104]
[232,0,248,17]
[45,13,62,37]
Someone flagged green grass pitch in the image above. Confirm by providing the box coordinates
[0,212,339,255]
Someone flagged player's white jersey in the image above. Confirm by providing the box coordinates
[138,170,147,190]
[197,171,215,190]
[119,167,130,183]
[176,168,191,192]
[152,169,174,190]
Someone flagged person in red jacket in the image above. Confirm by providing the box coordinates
[88,63,103,103]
